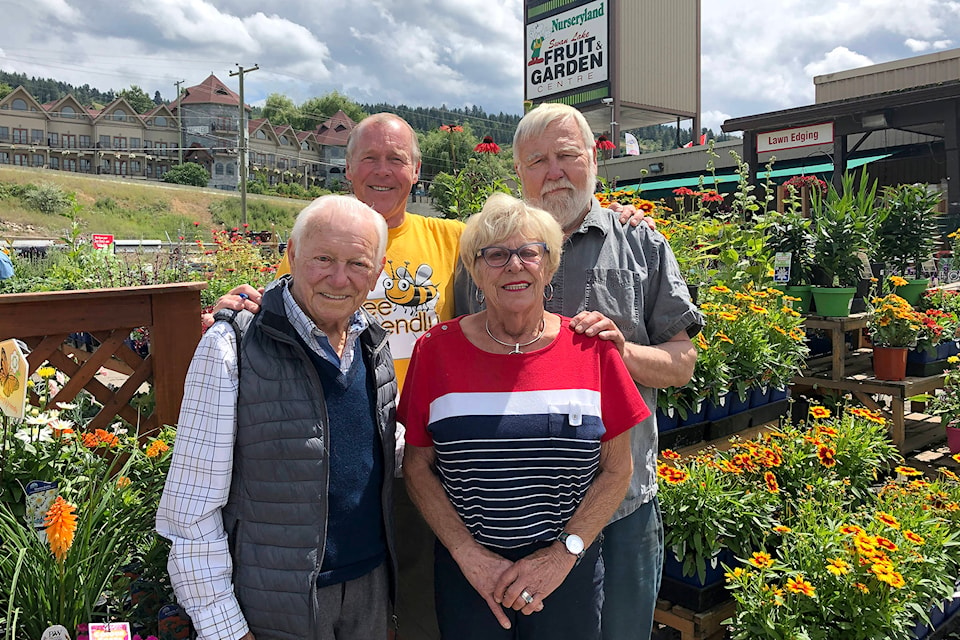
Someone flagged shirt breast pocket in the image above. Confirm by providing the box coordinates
[583,269,643,338]
[547,402,603,439]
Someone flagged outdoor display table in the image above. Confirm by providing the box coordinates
[793,313,947,453]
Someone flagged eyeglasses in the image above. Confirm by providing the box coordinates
[477,242,548,268]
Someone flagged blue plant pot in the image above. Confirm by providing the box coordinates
[656,407,680,433]
[769,386,789,403]
[705,393,731,421]
[908,347,938,364]
[681,400,706,427]
[749,385,770,408]
[728,391,750,415]
[662,548,735,587]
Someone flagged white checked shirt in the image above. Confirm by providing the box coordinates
[156,285,368,640]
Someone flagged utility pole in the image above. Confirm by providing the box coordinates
[174,79,184,164]
[230,63,259,226]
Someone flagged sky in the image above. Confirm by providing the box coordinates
[1,0,959,134]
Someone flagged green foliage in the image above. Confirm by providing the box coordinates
[362,102,520,151]
[874,183,943,276]
[0,83,12,101]
[419,121,481,178]
[811,172,878,287]
[298,91,368,130]
[20,183,72,215]
[118,85,155,113]
[163,162,210,187]
[430,158,519,221]
[261,93,299,126]
[208,198,300,234]
[0,393,174,637]
[759,195,816,285]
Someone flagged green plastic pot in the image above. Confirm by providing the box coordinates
[811,286,857,317]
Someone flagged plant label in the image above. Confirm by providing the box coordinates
[41,625,71,640]
[25,480,58,538]
[774,252,792,284]
[87,622,131,640]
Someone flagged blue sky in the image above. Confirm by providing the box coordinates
[2,0,959,132]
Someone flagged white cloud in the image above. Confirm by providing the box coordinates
[803,47,875,78]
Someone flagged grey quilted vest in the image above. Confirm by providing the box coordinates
[221,278,398,639]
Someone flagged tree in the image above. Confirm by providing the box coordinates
[119,85,155,113]
[418,121,480,179]
[163,162,210,187]
[0,83,12,101]
[262,93,299,127]
[153,90,164,105]
[298,91,367,131]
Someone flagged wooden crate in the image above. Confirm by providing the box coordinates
[654,597,734,640]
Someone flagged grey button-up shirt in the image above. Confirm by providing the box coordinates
[547,200,703,521]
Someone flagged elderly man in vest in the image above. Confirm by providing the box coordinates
[157,194,398,640]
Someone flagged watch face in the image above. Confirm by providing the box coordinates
[565,533,584,555]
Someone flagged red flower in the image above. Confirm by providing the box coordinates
[596,135,616,151]
[474,136,501,154]
[193,221,200,227]
[243,223,249,228]
[673,187,696,197]
[700,190,724,202]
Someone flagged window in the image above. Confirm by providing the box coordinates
[80,158,91,172]
[0,152,8,164]
[61,105,76,118]
[65,158,77,172]
[154,116,167,126]
[99,135,110,149]
[301,141,310,150]
[255,130,267,140]
[118,161,127,175]
[216,117,235,132]
[131,137,141,150]
[226,163,235,175]
[48,132,59,147]
[11,98,27,111]
[267,154,275,167]
[278,158,288,170]
[101,158,111,170]
[79,135,91,148]
[279,135,288,145]
[131,160,141,172]
[31,129,44,144]
[215,163,224,175]
[63,134,76,149]
[50,157,60,169]
[157,142,167,155]
[0,126,8,141]
[33,154,44,166]
[144,139,153,149]
[146,164,153,176]
[13,128,27,144]
[14,153,28,165]
[113,109,127,121]
[113,136,127,149]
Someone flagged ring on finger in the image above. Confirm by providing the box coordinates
[520,590,534,604]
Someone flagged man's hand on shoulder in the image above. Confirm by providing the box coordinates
[202,284,265,328]
[607,202,657,231]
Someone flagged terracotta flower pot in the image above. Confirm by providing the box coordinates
[873,345,908,381]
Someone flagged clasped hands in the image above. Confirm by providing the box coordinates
[452,541,576,630]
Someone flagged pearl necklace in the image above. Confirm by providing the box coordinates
[485,317,545,354]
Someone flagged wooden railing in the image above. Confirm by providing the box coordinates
[0,282,205,438]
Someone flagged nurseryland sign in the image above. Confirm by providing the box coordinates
[525,0,608,101]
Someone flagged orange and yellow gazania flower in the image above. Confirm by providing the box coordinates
[809,406,831,419]
[749,551,774,569]
[875,511,901,530]
[826,558,851,576]
[764,471,780,493]
[45,496,77,562]
[818,445,837,468]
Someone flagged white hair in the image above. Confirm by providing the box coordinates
[290,194,388,260]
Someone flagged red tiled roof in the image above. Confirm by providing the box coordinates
[174,74,241,108]
[314,110,356,147]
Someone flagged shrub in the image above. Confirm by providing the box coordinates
[162,162,210,187]
[21,182,72,215]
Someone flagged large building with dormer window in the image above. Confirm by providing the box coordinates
[0,74,356,191]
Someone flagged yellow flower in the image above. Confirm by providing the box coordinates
[826,558,851,576]
[853,582,870,594]
[710,285,732,294]
[45,496,78,563]
[889,275,909,287]
[749,304,769,315]
[948,355,959,364]
[895,466,923,477]
[725,567,747,581]
[764,471,780,493]
[718,311,739,322]
[715,332,734,344]
[785,575,816,596]
[773,525,792,534]
[37,366,56,379]
[749,551,774,569]
[875,511,900,529]
[904,530,925,545]
[809,406,831,419]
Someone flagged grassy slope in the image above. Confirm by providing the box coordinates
[0,165,305,240]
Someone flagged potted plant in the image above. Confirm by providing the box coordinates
[810,172,878,316]
[762,202,815,313]
[929,355,960,454]
[874,183,943,304]
[867,292,922,380]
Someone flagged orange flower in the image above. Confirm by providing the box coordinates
[904,530,925,545]
[661,449,681,460]
[875,511,900,530]
[45,496,77,562]
[773,525,792,534]
[875,536,898,551]
[116,476,131,489]
[146,439,170,458]
[785,575,815,596]
[854,582,870,594]
[764,471,780,493]
[895,466,923,477]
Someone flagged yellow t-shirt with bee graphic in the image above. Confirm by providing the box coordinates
[277,212,464,393]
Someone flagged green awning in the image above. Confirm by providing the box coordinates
[622,153,893,195]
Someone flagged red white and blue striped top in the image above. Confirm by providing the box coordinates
[399,317,649,550]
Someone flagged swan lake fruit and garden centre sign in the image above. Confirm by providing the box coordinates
[525,0,608,100]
